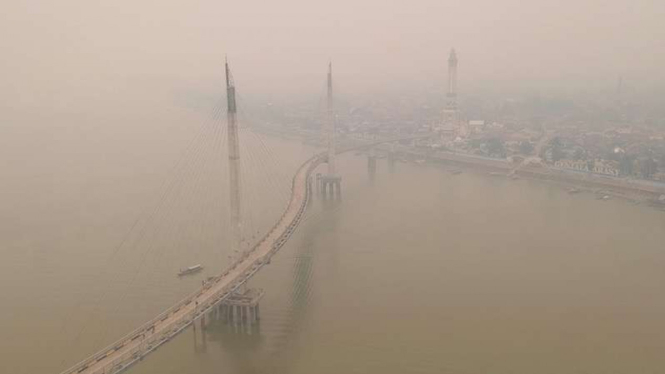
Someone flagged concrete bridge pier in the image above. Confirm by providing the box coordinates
[220,288,264,333]
[224,304,231,323]
[234,305,241,326]
[368,149,377,178]
[219,304,226,322]
[388,144,397,173]
[205,308,214,328]
[307,176,313,200]
[315,173,322,196]
[193,314,208,353]
[319,175,342,198]
[201,320,208,351]
[215,303,222,320]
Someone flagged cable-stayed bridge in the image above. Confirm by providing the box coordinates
[58,62,430,374]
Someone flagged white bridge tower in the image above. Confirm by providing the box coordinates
[226,60,242,255]
[319,62,342,196]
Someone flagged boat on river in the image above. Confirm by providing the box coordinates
[178,264,203,277]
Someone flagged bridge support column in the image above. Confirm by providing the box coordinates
[367,147,377,179]
[315,173,321,195]
[244,306,251,334]
[319,175,342,199]
[201,313,206,329]
[201,324,208,352]
[220,288,264,333]
[368,156,377,177]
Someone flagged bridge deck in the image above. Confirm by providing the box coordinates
[61,155,323,374]
[60,135,427,374]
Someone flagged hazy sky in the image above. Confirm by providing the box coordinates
[2,0,664,110]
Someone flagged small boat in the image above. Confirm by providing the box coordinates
[450,169,462,175]
[568,187,581,194]
[178,264,203,277]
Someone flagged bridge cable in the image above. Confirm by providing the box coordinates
[58,97,227,367]
[88,103,228,350]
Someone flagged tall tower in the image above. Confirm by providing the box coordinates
[226,59,242,254]
[327,62,336,176]
[319,61,342,196]
[442,48,459,130]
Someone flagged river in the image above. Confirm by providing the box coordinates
[2,108,665,374]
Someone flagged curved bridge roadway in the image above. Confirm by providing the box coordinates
[60,135,429,374]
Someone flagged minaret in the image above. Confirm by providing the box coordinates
[442,48,459,132]
[448,48,458,96]
[226,59,242,254]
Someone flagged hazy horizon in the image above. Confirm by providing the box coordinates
[4,2,665,373]
[3,0,665,114]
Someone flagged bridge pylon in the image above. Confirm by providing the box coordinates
[224,60,263,332]
[226,59,243,256]
[320,61,342,198]
[367,147,377,178]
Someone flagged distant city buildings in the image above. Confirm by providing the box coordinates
[254,48,665,184]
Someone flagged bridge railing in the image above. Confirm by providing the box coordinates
[59,153,324,374]
[60,139,413,374]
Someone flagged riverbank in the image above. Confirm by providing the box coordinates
[419,150,665,209]
[252,126,665,209]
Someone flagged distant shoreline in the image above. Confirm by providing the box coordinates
[255,126,665,209]
[415,149,665,208]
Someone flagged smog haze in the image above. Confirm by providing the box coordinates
[3,0,665,109]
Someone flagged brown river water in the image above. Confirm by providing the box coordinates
[2,107,665,374]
